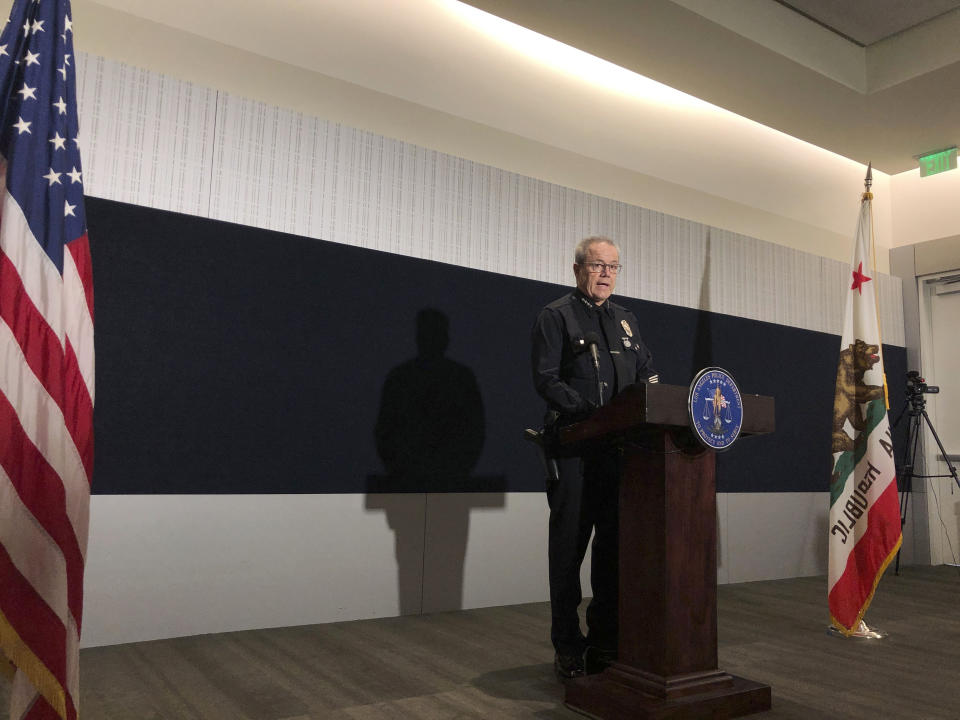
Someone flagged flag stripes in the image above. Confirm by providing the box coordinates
[0,316,90,555]
[828,481,901,628]
[0,1,92,718]
[827,190,902,635]
[0,549,69,718]
[0,411,84,625]
[0,469,69,624]
[0,191,69,341]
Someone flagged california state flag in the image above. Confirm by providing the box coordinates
[828,184,902,634]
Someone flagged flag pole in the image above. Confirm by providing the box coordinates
[828,163,902,640]
[863,163,890,410]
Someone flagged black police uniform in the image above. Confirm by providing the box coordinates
[531,289,656,659]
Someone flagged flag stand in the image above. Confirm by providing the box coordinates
[827,620,886,640]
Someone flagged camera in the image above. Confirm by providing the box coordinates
[905,370,939,395]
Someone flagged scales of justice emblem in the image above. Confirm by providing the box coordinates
[704,383,733,432]
[688,367,744,451]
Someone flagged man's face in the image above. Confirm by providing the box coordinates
[574,242,619,305]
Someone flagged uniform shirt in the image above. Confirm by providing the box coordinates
[573,291,618,406]
[531,290,655,423]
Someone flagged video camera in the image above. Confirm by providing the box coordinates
[905,370,939,395]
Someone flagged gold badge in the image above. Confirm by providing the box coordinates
[621,319,633,337]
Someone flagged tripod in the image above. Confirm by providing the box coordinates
[891,386,960,574]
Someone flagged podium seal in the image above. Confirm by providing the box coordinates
[688,367,743,451]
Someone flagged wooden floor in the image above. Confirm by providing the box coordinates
[6,565,960,719]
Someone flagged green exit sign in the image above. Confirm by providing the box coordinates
[918,147,957,177]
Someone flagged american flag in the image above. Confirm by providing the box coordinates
[0,0,92,718]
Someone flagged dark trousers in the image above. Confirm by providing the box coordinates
[546,450,620,655]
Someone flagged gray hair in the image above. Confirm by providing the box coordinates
[574,236,618,264]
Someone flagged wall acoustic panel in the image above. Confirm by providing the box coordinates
[70,51,913,647]
[75,53,217,216]
[87,197,907,496]
[75,52,904,348]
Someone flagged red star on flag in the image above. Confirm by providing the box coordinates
[850,262,871,295]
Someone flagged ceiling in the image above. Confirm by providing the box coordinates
[778,0,960,46]
[86,0,960,176]
[459,0,960,174]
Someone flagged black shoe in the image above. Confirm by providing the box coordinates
[553,651,585,680]
[584,646,616,675]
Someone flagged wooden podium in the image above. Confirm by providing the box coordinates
[558,382,775,719]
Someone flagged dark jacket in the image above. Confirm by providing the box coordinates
[531,291,656,428]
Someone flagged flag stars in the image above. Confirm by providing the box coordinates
[58,64,66,80]
[13,116,31,134]
[63,54,70,66]
[850,262,872,295]
[67,166,81,184]
[23,49,39,66]
[30,19,44,34]
[17,82,36,100]
[43,168,62,186]
[49,132,66,150]
[53,96,66,114]
[64,200,76,217]
[0,44,8,57]
[63,15,72,33]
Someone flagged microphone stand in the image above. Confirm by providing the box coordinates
[580,332,604,408]
[589,344,603,408]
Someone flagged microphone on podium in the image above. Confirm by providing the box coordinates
[583,332,603,407]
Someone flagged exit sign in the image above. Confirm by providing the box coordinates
[918,147,957,177]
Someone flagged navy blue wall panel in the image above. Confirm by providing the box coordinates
[86,197,907,494]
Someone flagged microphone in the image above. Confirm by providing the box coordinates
[583,332,603,407]
[583,332,601,370]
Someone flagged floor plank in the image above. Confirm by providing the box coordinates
[2,565,958,718]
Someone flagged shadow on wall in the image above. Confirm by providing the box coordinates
[692,228,713,372]
[365,308,505,615]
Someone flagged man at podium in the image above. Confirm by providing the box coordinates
[531,236,658,681]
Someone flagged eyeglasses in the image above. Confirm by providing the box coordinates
[581,262,622,275]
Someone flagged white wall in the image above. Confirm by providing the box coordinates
[71,0,892,270]
[891,170,960,247]
[916,275,960,568]
[74,54,905,340]
[74,48,907,647]
[84,493,555,646]
[85,490,854,647]
[68,4,914,647]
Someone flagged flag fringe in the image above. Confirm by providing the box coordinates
[0,653,15,681]
[830,533,903,637]
[0,608,67,720]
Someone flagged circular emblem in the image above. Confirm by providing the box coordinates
[688,367,743,451]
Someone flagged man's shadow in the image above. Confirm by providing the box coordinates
[366,308,505,615]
